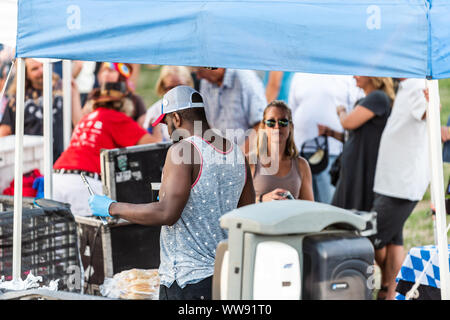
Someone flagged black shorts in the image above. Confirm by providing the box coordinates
[368,193,417,250]
[159,276,212,300]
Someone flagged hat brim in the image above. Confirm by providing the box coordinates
[92,95,123,103]
[152,113,166,127]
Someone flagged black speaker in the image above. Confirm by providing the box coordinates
[302,232,374,300]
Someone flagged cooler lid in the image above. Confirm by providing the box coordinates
[220,200,366,235]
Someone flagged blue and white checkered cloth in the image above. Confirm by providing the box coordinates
[395,245,450,300]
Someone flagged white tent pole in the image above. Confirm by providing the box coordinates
[426,79,450,300]
[62,60,72,149]
[426,105,439,246]
[12,58,25,282]
[43,60,53,199]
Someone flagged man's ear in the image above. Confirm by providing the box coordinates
[173,112,182,127]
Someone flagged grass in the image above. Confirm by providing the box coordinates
[134,65,162,107]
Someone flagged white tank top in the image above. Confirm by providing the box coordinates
[159,135,247,288]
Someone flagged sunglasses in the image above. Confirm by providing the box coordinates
[264,119,290,128]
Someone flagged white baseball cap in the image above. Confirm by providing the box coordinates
[152,85,204,127]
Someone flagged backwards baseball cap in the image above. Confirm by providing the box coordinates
[152,85,204,127]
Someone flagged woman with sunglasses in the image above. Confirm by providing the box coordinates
[249,100,314,202]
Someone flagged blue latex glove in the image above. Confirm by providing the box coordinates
[88,195,117,218]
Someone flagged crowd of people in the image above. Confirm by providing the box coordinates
[0,44,443,300]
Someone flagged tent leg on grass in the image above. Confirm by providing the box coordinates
[12,58,25,282]
[43,59,53,199]
[62,60,72,150]
[426,79,450,300]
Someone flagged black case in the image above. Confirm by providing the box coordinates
[76,217,160,294]
[302,232,374,300]
[77,142,172,294]
[100,142,172,203]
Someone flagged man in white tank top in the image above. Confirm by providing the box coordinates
[89,86,255,300]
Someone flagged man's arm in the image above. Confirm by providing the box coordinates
[241,122,259,156]
[237,156,256,208]
[107,142,193,226]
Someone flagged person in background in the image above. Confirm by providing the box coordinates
[143,66,194,142]
[128,63,141,92]
[83,62,147,127]
[331,76,395,212]
[0,62,11,121]
[369,79,431,300]
[52,77,158,216]
[288,73,364,204]
[0,58,83,161]
[72,60,97,107]
[195,67,266,153]
[88,86,255,300]
[250,100,314,202]
[263,71,293,103]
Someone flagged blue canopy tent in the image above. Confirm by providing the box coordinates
[2,0,450,299]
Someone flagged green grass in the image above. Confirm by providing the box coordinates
[134,65,162,108]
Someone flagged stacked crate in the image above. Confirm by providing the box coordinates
[0,135,44,194]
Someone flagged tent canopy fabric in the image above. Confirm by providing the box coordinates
[11,0,435,78]
[430,0,450,79]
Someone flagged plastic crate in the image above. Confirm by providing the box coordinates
[0,196,83,292]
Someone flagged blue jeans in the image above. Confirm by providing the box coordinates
[312,154,337,204]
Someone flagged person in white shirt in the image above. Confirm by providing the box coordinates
[369,78,430,300]
[72,61,96,107]
[288,73,364,203]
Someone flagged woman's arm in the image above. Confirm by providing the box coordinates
[71,80,83,126]
[318,124,345,142]
[237,157,256,208]
[337,105,376,131]
[265,71,283,102]
[297,157,314,201]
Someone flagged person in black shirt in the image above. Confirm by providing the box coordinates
[0,58,83,162]
[331,76,395,212]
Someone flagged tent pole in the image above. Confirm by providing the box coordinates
[426,79,450,300]
[62,60,72,149]
[43,60,53,199]
[12,58,25,282]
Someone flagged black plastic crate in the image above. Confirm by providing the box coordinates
[0,196,82,292]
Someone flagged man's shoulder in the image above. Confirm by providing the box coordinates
[166,139,199,167]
